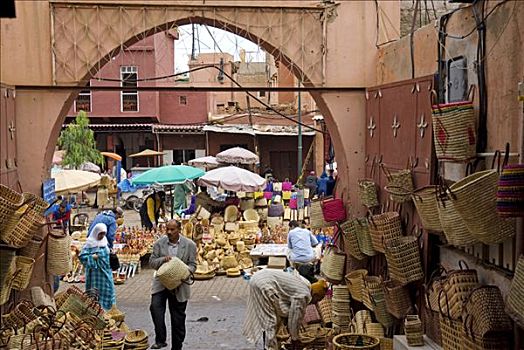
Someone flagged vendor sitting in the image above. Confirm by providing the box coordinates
[242,268,327,350]
[51,199,72,230]
[287,220,319,266]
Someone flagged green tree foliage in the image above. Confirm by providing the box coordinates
[58,111,103,169]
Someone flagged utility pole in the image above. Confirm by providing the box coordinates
[191,23,196,60]
[297,79,302,180]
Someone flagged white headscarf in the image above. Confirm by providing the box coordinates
[85,223,109,249]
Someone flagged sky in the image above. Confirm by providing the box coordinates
[174,24,265,73]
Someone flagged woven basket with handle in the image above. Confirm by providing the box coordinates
[361,275,382,311]
[345,269,367,302]
[0,184,26,234]
[340,221,366,260]
[353,218,377,257]
[320,245,346,284]
[310,199,329,229]
[449,170,514,244]
[383,279,412,320]
[438,290,464,350]
[156,257,191,290]
[404,315,424,346]
[12,256,36,290]
[47,232,72,276]
[412,186,442,232]
[384,235,424,285]
[381,162,414,203]
[19,236,44,259]
[368,212,402,254]
[440,260,479,320]
[437,194,477,246]
[333,333,379,350]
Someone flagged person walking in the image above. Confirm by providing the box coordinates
[88,207,123,250]
[242,268,327,350]
[317,171,328,197]
[287,220,319,266]
[78,223,116,311]
[149,220,197,350]
[140,191,166,230]
[304,171,318,199]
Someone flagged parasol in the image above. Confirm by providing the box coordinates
[52,169,101,194]
[216,147,259,165]
[129,149,166,158]
[188,156,219,168]
[131,165,204,185]
[198,166,266,192]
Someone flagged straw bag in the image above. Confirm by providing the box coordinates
[224,205,239,222]
[19,236,44,259]
[423,267,446,346]
[404,315,424,346]
[367,212,402,254]
[462,286,511,338]
[381,159,415,203]
[361,276,382,310]
[449,169,514,244]
[431,87,477,161]
[352,218,377,257]
[412,186,442,232]
[31,283,56,309]
[317,296,333,326]
[340,221,365,260]
[440,260,479,320]
[345,269,367,302]
[156,257,191,290]
[384,234,423,285]
[358,157,379,209]
[371,293,394,328]
[1,204,46,249]
[0,184,27,234]
[12,256,36,290]
[496,163,524,217]
[321,196,347,223]
[310,199,329,229]
[320,245,346,284]
[506,255,524,328]
[383,279,412,319]
[47,232,72,276]
[438,290,464,350]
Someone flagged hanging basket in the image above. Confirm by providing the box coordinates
[440,260,479,320]
[383,279,412,319]
[340,221,366,261]
[0,184,25,234]
[412,186,442,232]
[384,236,424,285]
[381,164,414,203]
[47,232,72,276]
[345,269,367,302]
[437,194,477,247]
[438,290,464,350]
[320,246,346,284]
[353,218,377,257]
[368,212,402,254]
[12,256,36,290]
[310,199,330,229]
[506,255,524,329]
[371,294,394,328]
[431,89,477,162]
[362,276,382,311]
[19,236,44,259]
[1,204,45,249]
[449,170,515,244]
[358,179,379,208]
[496,163,524,217]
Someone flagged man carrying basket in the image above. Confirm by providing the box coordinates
[149,220,197,350]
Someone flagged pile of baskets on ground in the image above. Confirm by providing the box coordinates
[0,286,148,350]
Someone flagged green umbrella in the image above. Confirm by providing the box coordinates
[131,165,205,185]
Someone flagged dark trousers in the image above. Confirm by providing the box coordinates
[150,289,188,350]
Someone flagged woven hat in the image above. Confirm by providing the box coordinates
[255,198,268,207]
[224,205,239,222]
[243,209,260,222]
[226,267,241,277]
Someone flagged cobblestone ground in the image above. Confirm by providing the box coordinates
[65,208,262,350]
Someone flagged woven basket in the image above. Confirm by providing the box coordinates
[506,255,524,328]
[1,205,45,249]
[371,294,394,328]
[0,184,25,234]
[439,290,464,350]
[449,170,514,244]
[47,232,72,276]
[423,303,442,346]
[156,257,190,290]
[437,194,477,246]
[496,163,524,217]
[1,299,36,329]
[221,255,238,269]
[364,323,384,338]
[358,179,379,208]
[384,236,423,285]
[340,221,366,260]
[22,193,49,215]
[19,236,44,259]
[12,256,35,290]
[412,186,442,232]
[425,266,447,312]
[320,246,346,284]
[440,261,478,319]
[383,279,412,319]
[243,209,260,222]
[224,205,238,222]
[381,165,414,203]
[333,333,379,350]
[354,310,372,334]
[368,212,402,254]
[353,219,377,257]
[379,338,393,350]
[317,297,333,327]
[404,315,424,346]
[431,98,476,161]
[362,276,382,311]
[303,304,322,325]
[345,269,367,302]
[462,286,511,337]
[0,245,17,288]
[310,199,329,229]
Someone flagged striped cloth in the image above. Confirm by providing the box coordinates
[78,246,116,310]
[497,164,524,217]
[242,269,311,349]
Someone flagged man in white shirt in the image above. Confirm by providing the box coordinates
[287,220,319,265]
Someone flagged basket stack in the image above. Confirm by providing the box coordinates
[332,285,352,332]
[404,315,424,346]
